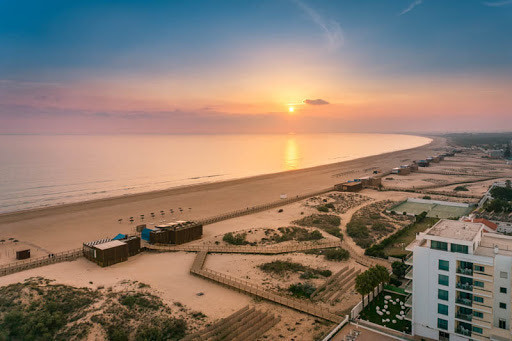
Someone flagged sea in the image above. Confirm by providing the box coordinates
[0,133,430,213]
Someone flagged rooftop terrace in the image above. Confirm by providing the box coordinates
[426,219,483,242]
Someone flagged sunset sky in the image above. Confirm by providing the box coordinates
[1,0,511,134]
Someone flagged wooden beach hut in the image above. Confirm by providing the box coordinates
[16,249,30,260]
[83,239,129,267]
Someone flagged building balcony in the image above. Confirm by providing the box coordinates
[405,295,412,308]
[456,282,473,292]
[456,327,471,337]
[405,267,413,280]
[405,254,413,266]
[404,280,413,294]
[456,298,473,307]
[404,308,412,321]
[457,267,473,276]
[456,312,472,322]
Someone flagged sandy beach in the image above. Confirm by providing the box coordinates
[0,136,443,254]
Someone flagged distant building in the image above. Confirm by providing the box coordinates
[334,181,363,192]
[487,150,504,159]
[418,160,430,167]
[406,219,512,340]
[355,176,382,188]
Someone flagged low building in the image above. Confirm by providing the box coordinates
[149,221,203,245]
[334,181,363,192]
[418,160,430,167]
[356,176,382,188]
[16,249,30,260]
[406,219,512,341]
[83,236,141,267]
[487,150,504,159]
[395,166,412,175]
[409,162,419,171]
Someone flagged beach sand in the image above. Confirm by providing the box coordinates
[0,136,444,254]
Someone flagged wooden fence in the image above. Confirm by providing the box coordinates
[189,252,343,324]
[0,248,82,277]
[147,240,342,255]
[197,188,332,226]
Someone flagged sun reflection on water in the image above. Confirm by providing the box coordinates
[284,137,301,170]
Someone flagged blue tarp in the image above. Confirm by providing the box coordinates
[141,228,153,241]
[113,233,126,240]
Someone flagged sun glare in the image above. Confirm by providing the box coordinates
[288,106,294,113]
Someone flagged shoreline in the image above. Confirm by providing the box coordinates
[0,136,435,223]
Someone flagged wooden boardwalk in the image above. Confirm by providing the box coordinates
[197,188,332,226]
[190,252,344,324]
[182,306,280,341]
[147,240,342,254]
[311,267,361,305]
[0,249,82,277]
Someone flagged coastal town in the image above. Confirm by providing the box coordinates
[0,136,511,340]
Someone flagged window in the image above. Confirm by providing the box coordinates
[438,303,449,315]
[474,296,484,303]
[474,265,485,272]
[472,326,483,334]
[450,243,469,254]
[500,271,508,279]
[438,289,449,301]
[473,311,483,318]
[500,302,507,309]
[499,319,507,329]
[432,240,448,251]
[437,318,448,330]
[500,287,507,294]
[438,274,449,286]
[438,260,449,271]
[474,281,484,288]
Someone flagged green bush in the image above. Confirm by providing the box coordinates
[270,227,324,243]
[288,283,316,298]
[293,214,342,238]
[259,260,331,278]
[317,206,329,212]
[324,248,350,261]
[222,232,249,245]
[454,186,469,192]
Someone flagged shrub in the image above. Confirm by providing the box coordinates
[317,206,329,212]
[259,260,331,278]
[324,248,350,261]
[270,227,324,243]
[288,283,316,298]
[454,186,469,192]
[222,232,249,245]
[422,196,431,200]
[293,214,342,238]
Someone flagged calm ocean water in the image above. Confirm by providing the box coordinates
[0,134,430,213]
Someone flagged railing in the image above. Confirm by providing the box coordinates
[197,188,332,226]
[0,248,82,277]
[189,253,343,324]
[456,313,472,322]
[456,298,472,307]
[457,267,473,276]
[148,240,342,255]
[456,282,473,291]
[455,327,471,337]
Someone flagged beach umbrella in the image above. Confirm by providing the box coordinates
[118,218,123,224]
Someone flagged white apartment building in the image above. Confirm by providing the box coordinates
[405,219,512,341]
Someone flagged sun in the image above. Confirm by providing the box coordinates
[288,106,294,113]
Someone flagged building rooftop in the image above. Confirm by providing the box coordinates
[475,233,512,257]
[426,219,483,242]
[94,240,126,250]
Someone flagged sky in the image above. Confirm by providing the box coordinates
[0,0,511,134]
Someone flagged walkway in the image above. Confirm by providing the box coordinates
[147,240,342,254]
[190,252,344,324]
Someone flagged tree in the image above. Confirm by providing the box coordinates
[355,272,372,306]
[504,145,511,158]
[392,261,408,279]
